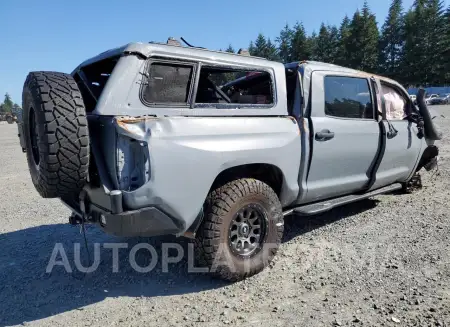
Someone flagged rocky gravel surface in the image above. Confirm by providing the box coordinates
[0,107,449,327]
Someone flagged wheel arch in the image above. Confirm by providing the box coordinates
[209,163,285,198]
[185,163,286,239]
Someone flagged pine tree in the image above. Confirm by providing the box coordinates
[2,93,13,113]
[265,38,280,61]
[314,24,329,62]
[444,6,450,83]
[308,31,318,60]
[248,41,256,56]
[336,15,352,67]
[276,24,294,63]
[379,0,405,80]
[253,33,268,58]
[403,0,446,86]
[347,2,380,72]
[313,24,340,63]
[425,0,446,85]
[291,22,312,61]
[402,8,420,85]
[225,45,235,53]
[328,25,340,64]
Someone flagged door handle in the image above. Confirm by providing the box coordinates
[315,129,335,141]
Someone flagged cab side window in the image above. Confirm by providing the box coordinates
[324,76,374,119]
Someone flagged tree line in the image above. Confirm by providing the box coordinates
[0,93,21,114]
[223,0,450,88]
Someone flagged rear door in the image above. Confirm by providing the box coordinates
[302,72,380,202]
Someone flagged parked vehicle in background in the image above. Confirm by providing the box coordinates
[429,93,450,105]
[17,39,442,281]
[426,94,439,105]
[0,112,17,124]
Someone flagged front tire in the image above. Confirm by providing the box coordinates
[195,178,284,281]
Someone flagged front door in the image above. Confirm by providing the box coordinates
[303,72,380,202]
[370,80,425,189]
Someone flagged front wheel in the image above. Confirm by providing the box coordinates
[195,178,284,281]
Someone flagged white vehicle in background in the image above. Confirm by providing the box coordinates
[425,94,439,105]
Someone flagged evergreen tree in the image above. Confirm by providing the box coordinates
[265,38,280,61]
[313,24,329,62]
[379,0,405,80]
[225,45,235,53]
[403,0,446,85]
[403,8,420,85]
[2,93,13,113]
[328,25,340,64]
[444,6,450,83]
[220,0,450,86]
[291,22,312,61]
[347,2,379,72]
[425,0,446,84]
[248,41,256,56]
[336,15,352,66]
[253,33,268,58]
[308,31,318,60]
[276,24,293,63]
[313,24,339,63]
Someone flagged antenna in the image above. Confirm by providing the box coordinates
[180,37,206,49]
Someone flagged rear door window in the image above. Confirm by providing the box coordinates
[324,76,374,119]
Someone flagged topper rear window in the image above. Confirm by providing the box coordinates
[73,56,120,112]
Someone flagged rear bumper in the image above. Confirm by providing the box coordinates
[63,185,186,237]
[100,206,182,237]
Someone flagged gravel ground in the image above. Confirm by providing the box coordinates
[0,107,449,327]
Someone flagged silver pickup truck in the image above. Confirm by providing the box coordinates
[18,39,441,281]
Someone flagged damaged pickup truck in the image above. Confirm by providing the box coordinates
[18,38,441,281]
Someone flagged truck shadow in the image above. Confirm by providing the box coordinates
[0,199,378,326]
[282,198,379,243]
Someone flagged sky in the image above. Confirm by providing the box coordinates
[1,0,447,104]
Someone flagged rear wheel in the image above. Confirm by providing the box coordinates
[22,71,90,198]
[195,178,284,281]
[6,116,13,124]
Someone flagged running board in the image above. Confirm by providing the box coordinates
[287,183,402,216]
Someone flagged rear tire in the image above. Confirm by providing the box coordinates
[6,116,13,124]
[22,71,90,198]
[195,178,284,281]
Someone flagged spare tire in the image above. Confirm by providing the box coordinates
[22,72,90,198]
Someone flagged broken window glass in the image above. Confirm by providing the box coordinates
[143,62,194,104]
[196,67,274,106]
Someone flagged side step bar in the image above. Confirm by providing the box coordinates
[284,183,402,216]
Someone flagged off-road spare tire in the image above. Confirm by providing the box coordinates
[22,71,90,198]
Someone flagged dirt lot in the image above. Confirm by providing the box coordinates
[0,107,449,327]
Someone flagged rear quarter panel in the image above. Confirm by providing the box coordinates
[114,116,301,231]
